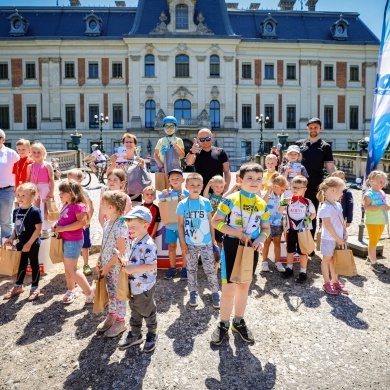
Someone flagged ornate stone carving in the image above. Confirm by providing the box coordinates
[221,103,226,109]
[145,43,154,53]
[51,57,61,63]
[223,56,234,62]
[158,55,169,61]
[309,60,320,65]
[150,11,170,35]
[196,12,214,35]
[365,62,377,67]
[197,109,210,128]
[196,56,206,62]
[299,60,309,65]
[146,85,154,99]
[155,109,166,128]
[177,43,188,53]
[211,86,219,99]
[172,86,193,98]
[39,57,50,63]
[210,44,219,54]
[130,55,141,61]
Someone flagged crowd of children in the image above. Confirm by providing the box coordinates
[2,122,390,351]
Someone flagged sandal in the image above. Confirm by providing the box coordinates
[323,282,338,295]
[3,286,24,300]
[62,290,76,304]
[333,281,349,295]
[28,288,40,302]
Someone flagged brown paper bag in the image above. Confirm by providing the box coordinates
[334,247,357,277]
[49,235,64,264]
[298,227,315,255]
[93,275,109,313]
[45,198,60,221]
[158,196,179,225]
[0,248,22,276]
[117,267,131,301]
[230,239,254,283]
[155,171,168,192]
[316,229,322,251]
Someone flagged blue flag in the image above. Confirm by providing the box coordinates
[366,0,390,177]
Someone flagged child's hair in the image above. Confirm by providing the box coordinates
[121,133,138,145]
[211,175,225,185]
[331,170,346,181]
[67,169,84,180]
[265,154,278,163]
[101,190,127,215]
[235,170,240,179]
[107,169,126,183]
[269,172,288,187]
[58,179,87,204]
[291,175,308,187]
[16,139,31,148]
[366,170,388,186]
[316,177,345,203]
[239,163,263,179]
[30,142,47,158]
[16,182,38,197]
[186,172,203,183]
[143,185,156,196]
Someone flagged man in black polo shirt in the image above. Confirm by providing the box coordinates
[296,118,336,237]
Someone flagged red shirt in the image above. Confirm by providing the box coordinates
[141,202,161,237]
[12,157,34,189]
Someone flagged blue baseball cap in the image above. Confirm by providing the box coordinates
[120,206,152,223]
[168,168,183,177]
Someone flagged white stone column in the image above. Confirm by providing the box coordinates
[196,56,206,110]
[130,55,141,127]
[39,57,50,121]
[223,55,235,127]
[364,62,377,130]
[158,55,169,113]
[50,57,61,121]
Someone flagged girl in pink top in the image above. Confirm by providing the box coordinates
[51,179,94,304]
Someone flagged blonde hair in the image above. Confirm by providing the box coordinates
[16,182,38,197]
[211,175,225,184]
[121,133,138,145]
[143,185,156,196]
[331,170,346,181]
[366,170,388,186]
[101,190,127,215]
[316,177,345,203]
[265,154,278,162]
[269,172,288,187]
[58,179,87,205]
[16,139,31,148]
[291,175,307,187]
[31,142,47,158]
[186,172,203,183]
[67,169,84,180]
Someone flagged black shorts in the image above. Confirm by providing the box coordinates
[215,229,224,243]
[286,230,303,255]
[221,236,259,284]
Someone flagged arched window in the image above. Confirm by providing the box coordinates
[174,99,191,122]
[210,55,220,77]
[145,55,155,77]
[175,55,189,78]
[145,100,156,128]
[176,4,188,29]
[210,100,220,128]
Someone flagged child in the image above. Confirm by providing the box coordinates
[26,142,55,235]
[210,163,270,345]
[96,190,131,338]
[177,173,220,308]
[141,186,160,239]
[331,170,353,227]
[160,169,189,280]
[280,175,316,282]
[263,154,279,192]
[51,179,94,304]
[3,183,42,301]
[99,169,132,227]
[363,170,390,273]
[67,169,94,276]
[280,145,309,198]
[261,173,288,273]
[317,177,349,295]
[12,139,34,190]
[154,116,185,184]
[118,206,158,353]
[203,175,225,251]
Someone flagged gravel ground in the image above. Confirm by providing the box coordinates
[0,174,389,389]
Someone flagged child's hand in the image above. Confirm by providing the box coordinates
[179,194,186,200]
[252,237,264,253]
[161,189,169,196]
[100,264,111,276]
[336,238,345,246]
[346,222,351,228]
[180,243,188,255]
[233,184,241,191]
[157,162,164,169]
[384,204,390,211]
[22,243,32,252]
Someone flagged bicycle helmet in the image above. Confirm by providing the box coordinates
[91,144,99,149]
[162,116,178,126]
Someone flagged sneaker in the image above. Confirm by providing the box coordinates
[118,331,143,350]
[189,291,198,307]
[281,267,294,279]
[104,321,127,338]
[143,333,158,353]
[212,292,220,309]
[164,268,177,280]
[261,262,270,272]
[231,319,255,343]
[210,322,229,346]
[3,286,24,300]
[27,288,40,302]
[371,262,386,274]
[323,281,338,295]
[97,315,115,333]
[295,272,307,283]
[333,281,349,295]
[180,267,188,281]
[275,262,285,273]
[83,264,92,276]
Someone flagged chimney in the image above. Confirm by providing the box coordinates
[115,1,126,6]
[69,0,81,6]
[278,1,296,11]
[305,0,318,12]
[249,3,261,10]
[226,3,239,9]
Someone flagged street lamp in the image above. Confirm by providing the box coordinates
[255,114,269,155]
[94,113,109,151]
[358,136,370,156]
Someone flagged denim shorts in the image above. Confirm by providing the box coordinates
[64,239,83,259]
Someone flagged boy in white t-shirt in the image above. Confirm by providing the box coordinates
[279,175,316,283]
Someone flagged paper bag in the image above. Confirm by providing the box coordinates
[316,229,322,251]
[334,247,357,277]
[158,196,179,225]
[298,227,315,255]
[45,198,60,221]
[93,275,109,313]
[0,248,21,276]
[230,239,254,283]
[117,267,131,301]
[155,171,168,192]
[49,235,64,264]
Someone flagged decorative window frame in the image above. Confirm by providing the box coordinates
[167,0,197,33]
[331,14,349,41]
[84,12,103,37]
[261,14,278,39]
[8,11,29,37]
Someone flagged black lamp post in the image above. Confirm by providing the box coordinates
[95,113,109,152]
[256,114,269,155]
[358,137,369,156]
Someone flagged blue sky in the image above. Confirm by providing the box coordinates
[0,0,386,38]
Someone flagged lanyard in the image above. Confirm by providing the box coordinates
[14,206,32,242]
[239,193,255,234]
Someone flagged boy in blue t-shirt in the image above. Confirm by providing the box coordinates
[177,173,220,309]
[159,169,189,280]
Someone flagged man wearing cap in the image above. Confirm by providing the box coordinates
[295,118,336,236]
[185,128,231,195]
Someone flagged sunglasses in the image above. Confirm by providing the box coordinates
[199,137,212,142]
[164,125,175,129]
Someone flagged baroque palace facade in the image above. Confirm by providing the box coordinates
[0,0,379,166]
